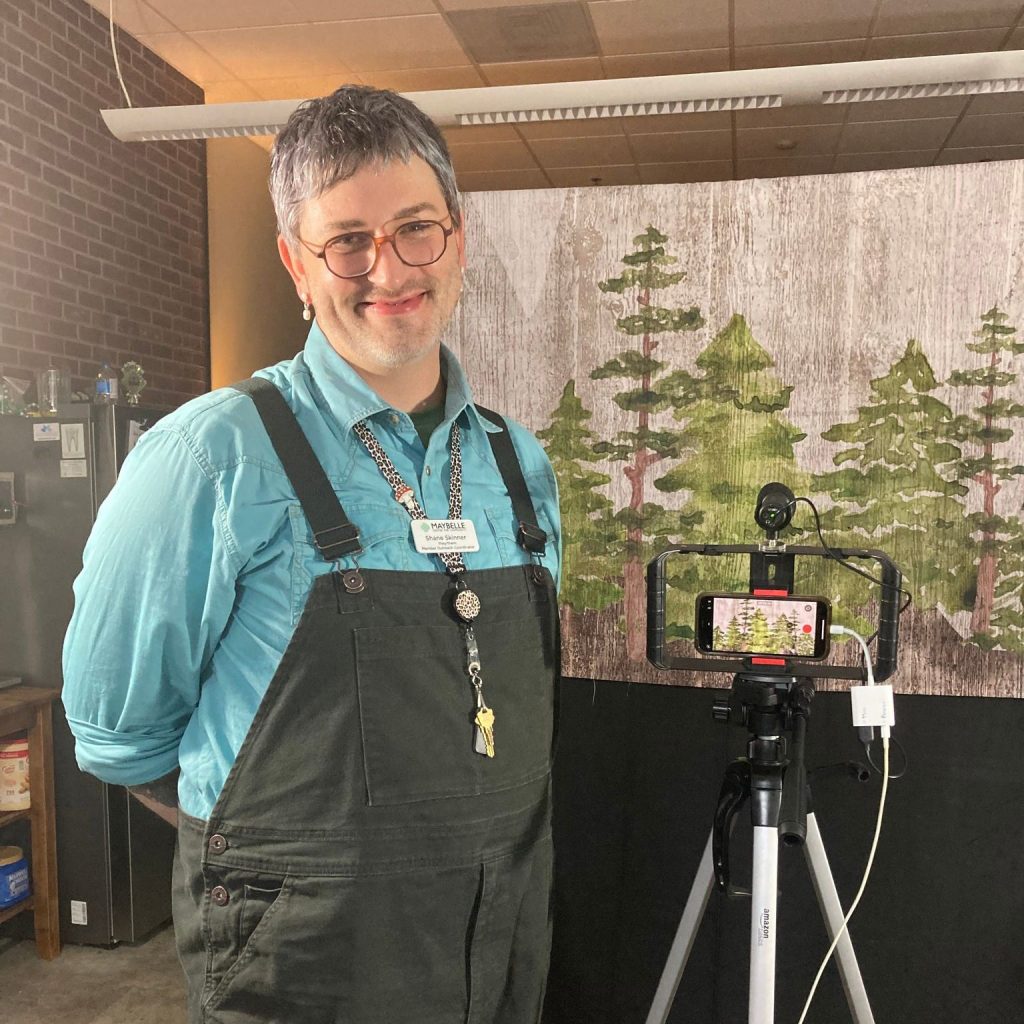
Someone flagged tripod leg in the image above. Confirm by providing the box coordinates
[749,826,778,1024]
[644,831,716,1024]
[803,813,876,1024]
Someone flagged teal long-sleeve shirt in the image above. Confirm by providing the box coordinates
[62,326,561,820]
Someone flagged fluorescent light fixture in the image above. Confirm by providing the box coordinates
[101,51,1024,142]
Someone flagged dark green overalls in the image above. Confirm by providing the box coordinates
[173,381,559,1024]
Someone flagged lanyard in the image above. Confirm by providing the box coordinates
[353,418,495,757]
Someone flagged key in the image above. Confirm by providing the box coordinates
[474,705,495,758]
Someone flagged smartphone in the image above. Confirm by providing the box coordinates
[694,593,831,660]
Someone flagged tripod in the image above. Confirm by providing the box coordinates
[645,674,875,1024]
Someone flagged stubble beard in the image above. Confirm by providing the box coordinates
[338,277,462,372]
[351,317,443,370]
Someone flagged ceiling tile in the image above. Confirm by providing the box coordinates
[517,119,626,139]
[456,168,551,191]
[628,129,733,162]
[733,0,877,47]
[736,123,844,158]
[837,117,959,152]
[134,31,238,83]
[843,96,968,122]
[967,91,1024,116]
[449,140,541,173]
[734,38,866,70]
[185,17,467,79]
[602,49,731,78]
[546,165,642,187]
[447,3,598,62]
[736,155,835,178]
[865,28,1007,59]
[362,67,487,92]
[480,57,605,86]
[734,105,846,128]
[946,111,1024,147]
[935,144,1024,164]
[873,0,1022,37]
[140,0,436,32]
[621,110,733,133]
[248,76,367,101]
[832,150,938,172]
[442,124,523,145]
[439,0,580,10]
[588,0,730,55]
[638,160,733,183]
[85,0,174,35]
[527,134,636,167]
[203,81,264,103]
[322,17,471,72]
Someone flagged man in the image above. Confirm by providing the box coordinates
[63,85,561,1024]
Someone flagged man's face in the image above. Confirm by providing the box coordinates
[279,156,465,376]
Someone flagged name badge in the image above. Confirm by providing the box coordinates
[412,519,480,554]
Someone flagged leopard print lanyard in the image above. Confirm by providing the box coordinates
[353,418,495,757]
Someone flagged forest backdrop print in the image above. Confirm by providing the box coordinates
[446,160,1024,698]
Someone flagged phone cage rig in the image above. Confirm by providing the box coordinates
[646,541,902,683]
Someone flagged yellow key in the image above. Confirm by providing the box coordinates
[474,705,496,758]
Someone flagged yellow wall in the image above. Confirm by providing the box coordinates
[207,138,304,387]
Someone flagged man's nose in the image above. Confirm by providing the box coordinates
[364,236,410,286]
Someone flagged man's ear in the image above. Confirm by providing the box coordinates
[278,235,308,297]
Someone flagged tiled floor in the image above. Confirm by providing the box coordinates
[0,923,186,1024]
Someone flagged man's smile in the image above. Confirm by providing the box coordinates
[356,291,428,316]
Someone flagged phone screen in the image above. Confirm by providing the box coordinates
[696,593,830,659]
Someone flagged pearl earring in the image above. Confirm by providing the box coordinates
[302,297,313,322]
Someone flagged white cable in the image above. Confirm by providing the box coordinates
[794,624,891,1023]
[795,741,889,1024]
[109,0,133,108]
[832,624,875,686]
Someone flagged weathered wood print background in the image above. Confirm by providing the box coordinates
[446,161,1024,698]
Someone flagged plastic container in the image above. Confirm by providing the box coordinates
[36,368,71,412]
[0,846,30,909]
[0,737,30,810]
[94,362,119,402]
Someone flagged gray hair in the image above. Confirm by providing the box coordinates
[269,84,461,246]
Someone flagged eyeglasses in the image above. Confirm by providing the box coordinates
[298,218,456,280]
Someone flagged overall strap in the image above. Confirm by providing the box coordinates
[474,405,547,556]
[231,378,362,560]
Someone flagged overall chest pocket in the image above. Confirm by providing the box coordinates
[353,613,555,806]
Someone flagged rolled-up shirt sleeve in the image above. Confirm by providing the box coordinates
[62,425,241,787]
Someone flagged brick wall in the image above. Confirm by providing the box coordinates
[1,0,209,410]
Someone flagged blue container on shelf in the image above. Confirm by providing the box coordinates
[0,846,30,909]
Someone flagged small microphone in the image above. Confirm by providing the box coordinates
[754,482,796,533]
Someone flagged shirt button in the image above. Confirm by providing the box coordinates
[208,834,228,855]
[425,466,432,476]
[389,413,399,425]
[210,885,230,907]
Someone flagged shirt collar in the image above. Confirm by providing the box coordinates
[302,322,500,435]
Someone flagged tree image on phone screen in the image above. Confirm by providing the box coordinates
[711,597,820,656]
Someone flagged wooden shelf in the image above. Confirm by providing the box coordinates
[0,808,31,829]
[0,896,33,926]
[0,687,60,958]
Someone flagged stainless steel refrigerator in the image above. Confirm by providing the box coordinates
[0,401,177,946]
